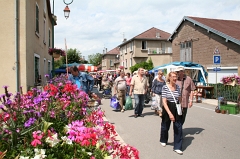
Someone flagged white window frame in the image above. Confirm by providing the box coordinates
[142,41,147,50]
[130,42,133,51]
[110,60,114,67]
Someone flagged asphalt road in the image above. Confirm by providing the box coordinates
[94,88,240,159]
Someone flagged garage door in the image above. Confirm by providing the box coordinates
[207,67,238,84]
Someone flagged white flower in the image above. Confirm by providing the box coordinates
[61,136,72,145]
[31,148,47,159]
[64,125,70,132]
[20,156,29,159]
[87,152,92,156]
[45,133,60,147]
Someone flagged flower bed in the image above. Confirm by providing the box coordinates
[0,75,139,159]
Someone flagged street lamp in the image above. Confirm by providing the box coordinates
[63,6,70,19]
[63,0,74,19]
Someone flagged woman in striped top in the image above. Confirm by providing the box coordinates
[160,72,183,155]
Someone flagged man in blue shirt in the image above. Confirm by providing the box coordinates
[68,66,94,94]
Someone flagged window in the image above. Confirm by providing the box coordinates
[34,54,40,84]
[43,0,46,13]
[110,60,114,67]
[180,41,192,62]
[161,42,166,53]
[48,60,51,76]
[130,42,133,51]
[48,29,51,47]
[125,45,127,53]
[130,58,132,67]
[142,41,147,50]
[125,59,127,68]
[36,3,39,34]
[43,19,46,44]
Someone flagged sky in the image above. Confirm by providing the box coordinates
[51,0,240,60]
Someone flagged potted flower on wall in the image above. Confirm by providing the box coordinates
[221,75,240,86]
[48,48,66,58]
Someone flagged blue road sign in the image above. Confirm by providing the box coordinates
[213,67,221,71]
[213,55,221,64]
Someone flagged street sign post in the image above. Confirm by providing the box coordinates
[213,55,221,65]
[213,67,221,71]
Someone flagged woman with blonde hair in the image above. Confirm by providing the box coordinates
[160,71,183,155]
[151,70,166,116]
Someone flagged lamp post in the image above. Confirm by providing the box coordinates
[63,0,73,19]
[51,0,74,77]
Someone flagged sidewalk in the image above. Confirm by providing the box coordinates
[201,98,237,106]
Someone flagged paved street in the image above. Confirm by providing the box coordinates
[95,89,240,159]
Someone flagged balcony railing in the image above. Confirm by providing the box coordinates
[147,48,172,54]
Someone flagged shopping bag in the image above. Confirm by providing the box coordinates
[151,96,158,110]
[110,95,120,110]
[125,96,133,110]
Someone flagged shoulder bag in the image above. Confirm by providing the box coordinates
[166,84,182,115]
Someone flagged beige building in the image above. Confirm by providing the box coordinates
[102,47,120,70]
[0,0,55,94]
[118,27,172,73]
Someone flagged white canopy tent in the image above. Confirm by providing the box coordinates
[155,65,207,84]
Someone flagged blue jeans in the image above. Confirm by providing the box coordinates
[160,120,183,150]
[126,85,130,96]
[134,94,145,115]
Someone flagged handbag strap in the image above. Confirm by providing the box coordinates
[166,84,178,104]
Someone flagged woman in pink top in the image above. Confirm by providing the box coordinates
[125,73,132,96]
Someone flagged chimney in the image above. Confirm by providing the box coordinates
[156,32,160,38]
[103,50,105,54]
[106,48,107,53]
[122,38,127,43]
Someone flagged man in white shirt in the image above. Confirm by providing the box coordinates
[114,72,127,112]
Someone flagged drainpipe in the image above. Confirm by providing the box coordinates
[51,0,55,77]
[15,0,19,92]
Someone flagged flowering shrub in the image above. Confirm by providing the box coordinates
[221,75,240,85]
[0,75,139,159]
[48,48,66,56]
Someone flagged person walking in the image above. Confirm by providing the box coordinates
[114,71,127,112]
[175,66,195,125]
[151,70,166,116]
[125,73,132,96]
[160,71,183,155]
[129,68,149,118]
[68,66,94,94]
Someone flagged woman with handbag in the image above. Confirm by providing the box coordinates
[151,70,166,116]
[160,71,183,155]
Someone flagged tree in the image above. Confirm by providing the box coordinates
[88,53,102,66]
[54,59,63,69]
[61,48,82,64]
[130,58,154,73]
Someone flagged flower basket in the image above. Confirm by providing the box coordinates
[52,52,60,58]
[48,48,66,57]
[226,80,236,86]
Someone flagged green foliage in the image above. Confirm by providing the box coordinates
[130,58,154,73]
[88,53,102,66]
[54,59,63,69]
[61,48,82,64]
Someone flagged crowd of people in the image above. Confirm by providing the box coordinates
[67,66,196,155]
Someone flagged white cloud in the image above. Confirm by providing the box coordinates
[51,0,240,59]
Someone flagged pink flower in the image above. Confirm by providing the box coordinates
[31,131,43,147]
